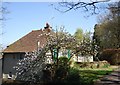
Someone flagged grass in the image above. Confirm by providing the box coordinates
[79,70,112,85]
[62,65,117,85]
[77,65,118,85]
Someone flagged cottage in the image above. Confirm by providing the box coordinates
[2,23,93,80]
[2,23,52,80]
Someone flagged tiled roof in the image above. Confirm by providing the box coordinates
[3,25,52,53]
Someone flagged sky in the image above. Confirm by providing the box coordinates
[1,0,117,48]
[2,0,119,2]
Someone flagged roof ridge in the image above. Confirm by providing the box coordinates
[32,29,42,32]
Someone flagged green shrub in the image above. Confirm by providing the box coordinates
[66,68,80,84]
[52,57,70,83]
[58,56,69,66]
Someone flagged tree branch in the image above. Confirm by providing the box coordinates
[55,0,110,14]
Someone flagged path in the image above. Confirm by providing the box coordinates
[94,66,120,85]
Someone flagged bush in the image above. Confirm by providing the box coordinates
[55,57,70,80]
[42,57,70,84]
[66,68,80,85]
[44,57,81,84]
[99,49,120,65]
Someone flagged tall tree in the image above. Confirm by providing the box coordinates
[94,1,120,50]
[74,29,95,58]
[79,31,93,56]
[74,28,83,44]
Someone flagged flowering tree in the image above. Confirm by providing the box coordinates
[15,27,79,83]
[15,49,47,82]
[74,29,99,61]
[15,26,98,83]
[78,32,93,56]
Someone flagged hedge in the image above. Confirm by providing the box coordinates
[98,48,120,65]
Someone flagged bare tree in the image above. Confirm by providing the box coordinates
[54,0,110,15]
[0,1,9,49]
[0,1,9,21]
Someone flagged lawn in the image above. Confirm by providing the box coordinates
[79,70,112,85]
[77,65,118,85]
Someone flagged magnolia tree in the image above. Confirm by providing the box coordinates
[74,30,99,61]
[15,27,79,83]
[15,27,96,83]
[78,32,93,56]
[14,48,47,82]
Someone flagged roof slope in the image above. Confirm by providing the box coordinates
[3,24,52,53]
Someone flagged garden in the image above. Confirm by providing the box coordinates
[2,19,120,85]
[2,56,119,85]
[1,1,120,85]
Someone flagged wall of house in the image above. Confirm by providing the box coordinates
[3,53,25,80]
[73,55,93,62]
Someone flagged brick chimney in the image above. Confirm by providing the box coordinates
[44,23,52,32]
[44,23,52,29]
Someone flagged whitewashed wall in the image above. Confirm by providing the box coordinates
[73,55,93,62]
